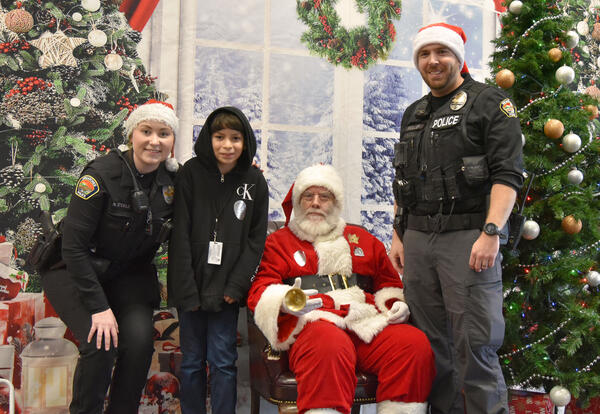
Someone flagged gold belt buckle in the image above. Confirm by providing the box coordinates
[341,274,349,289]
[327,274,337,290]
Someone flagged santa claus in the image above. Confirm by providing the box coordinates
[247,164,435,414]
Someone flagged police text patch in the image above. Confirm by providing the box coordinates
[75,175,100,200]
[431,115,462,130]
[500,98,517,118]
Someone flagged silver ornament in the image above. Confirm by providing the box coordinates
[81,0,101,12]
[566,31,579,48]
[104,52,123,71]
[522,220,540,240]
[555,65,575,85]
[508,0,523,15]
[562,133,581,153]
[567,168,583,185]
[577,20,589,36]
[88,29,107,47]
[549,385,571,407]
[587,270,600,287]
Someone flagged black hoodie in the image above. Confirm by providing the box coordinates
[167,107,269,312]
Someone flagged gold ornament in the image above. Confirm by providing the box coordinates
[561,215,582,235]
[5,8,33,33]
[593,22,600,41]
[543,119,564,139]
[548,48,562,63]
[584,85,600,101]
[495,69,515,89]
[584,104,599,119]
[30,30,86,68]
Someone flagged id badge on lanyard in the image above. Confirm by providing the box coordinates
[208,218,223,265]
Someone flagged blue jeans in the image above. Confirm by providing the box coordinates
[179,304,239,414]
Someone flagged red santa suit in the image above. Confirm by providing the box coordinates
[247,208,435,414]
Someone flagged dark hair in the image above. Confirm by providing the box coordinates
[210,112,244,134]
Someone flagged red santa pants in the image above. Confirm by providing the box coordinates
[288,320,436,414]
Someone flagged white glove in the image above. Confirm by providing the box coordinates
[387,301,410,324]
[280,277,323,317]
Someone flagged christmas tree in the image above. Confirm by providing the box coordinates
[490,0,600,406]
[0,0,164,292]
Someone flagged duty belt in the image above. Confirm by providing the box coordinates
[283,273,373,294]
[407,212,485,234]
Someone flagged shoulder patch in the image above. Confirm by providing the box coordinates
[500,98,517,118]
[75,175,100,200]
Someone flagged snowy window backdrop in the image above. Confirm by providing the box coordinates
[142,0,498,246]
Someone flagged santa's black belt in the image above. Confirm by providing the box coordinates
[407,212,485,233]
[283,274,372,294]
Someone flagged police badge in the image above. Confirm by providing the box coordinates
[450,91,467,110]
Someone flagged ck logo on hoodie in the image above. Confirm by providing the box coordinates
[236,183,255,201]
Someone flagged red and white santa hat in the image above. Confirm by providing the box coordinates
[281,164,344,225]
[412,22,469,74]
[122,99,179,139]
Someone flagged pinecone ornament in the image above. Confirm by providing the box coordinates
[15,217,42,253]
[126,30,142,44]
[50,65,82,82]
[85,108,110,129]
[0,164,24,188]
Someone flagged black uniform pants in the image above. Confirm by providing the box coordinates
[41,267,155,414]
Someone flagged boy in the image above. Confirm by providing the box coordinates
[167,107,269,413]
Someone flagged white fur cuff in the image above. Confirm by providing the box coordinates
[374,287,405,312]
[377,400,428,414]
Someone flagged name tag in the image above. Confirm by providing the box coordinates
[431,115,461,129]
[208,241,223,265]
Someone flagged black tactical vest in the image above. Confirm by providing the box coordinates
[393,80,492,215]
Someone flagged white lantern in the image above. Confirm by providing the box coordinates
[104,52,123,71]
[508,1,523,15]
[81,0,101,12]
[567,168,583,185]
[70,97,81,107]
[88,29,107,47]
[522,220,540,240]
[555,65,575,85]
[562,133,581,153]
[549,385,571,407]
[566,31,579,48]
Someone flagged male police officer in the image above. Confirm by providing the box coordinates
[388,23,524,414]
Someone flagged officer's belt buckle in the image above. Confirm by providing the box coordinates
[428,214,443,233]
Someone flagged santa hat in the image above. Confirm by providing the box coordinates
[122,99,179,139]
[412,22,469,74]
[281,164,344,225]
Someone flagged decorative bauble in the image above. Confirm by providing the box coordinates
[548,48,562,63]
[549,385,571,407]
[495,69,515,89]
[577,20,589,36]
[584,85,600,101]
[587,270,600,287]
[593,22,600,41]
[522,220,540,240]
[508,0,523,15]
[584,104,599,119]
[72,12,83,22]
[5,8,34,33]
[70,97,81,107]
[165,157,179,172]
[81,0,101,12]
[117,144,129,152]
[566,31,579,48]
[561,215,582,235]
[567,168,584,185]
[104,52,123,70]
[34,183,46,193]
[543,119,564,139]
[562,132,581,153]
[521,133,526,147]
[88,29,107,47]
[555,65,575,85]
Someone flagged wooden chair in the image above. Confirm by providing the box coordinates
[247,221,378,414]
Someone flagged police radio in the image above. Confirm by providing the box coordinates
[116,149,150,214]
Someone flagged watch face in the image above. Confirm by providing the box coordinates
[484,223,498,235]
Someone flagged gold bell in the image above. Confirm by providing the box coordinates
[284,288,306,313]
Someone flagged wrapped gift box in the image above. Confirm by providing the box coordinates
[158,351,182,379]
[509,390,554,414]
[566,397,600,414]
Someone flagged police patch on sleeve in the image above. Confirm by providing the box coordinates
[75,175,100,200]
[500,98,517,118]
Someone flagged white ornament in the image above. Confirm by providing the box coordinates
[522,220,540,240]
[72,12,83,22]
[549,385,571,407]
[508,0,523,15]
[521,133,526,147]
[81,0,101,12]
[165,157,179,172]
[577,21,589,36]
[118,144,130,152]
[555,65,575,85]
[104,52,123,71]
[562,133,581,153]
[70,97,81,107]
[566,31,579,48]
[587,270,600,287]
[597,56,600,67]
[88,29,107,47]
[34,183,46,193]
[567,168,584,185]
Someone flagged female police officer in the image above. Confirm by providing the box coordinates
[41,100,179,414]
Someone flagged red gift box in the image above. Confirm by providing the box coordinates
[566,397,600,414]
[509,390,554,414]
[158,350,182,379]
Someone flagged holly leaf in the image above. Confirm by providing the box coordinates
[18,50,36,68]
[0,199,7,213]
[65,136,91,156]
[38,195,50,211]
[5,56,19,71]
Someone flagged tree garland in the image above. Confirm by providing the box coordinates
[296,0,401,70]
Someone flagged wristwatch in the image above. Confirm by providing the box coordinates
[483,222,506,239]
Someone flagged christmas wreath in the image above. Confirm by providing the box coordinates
[296,0,401,70]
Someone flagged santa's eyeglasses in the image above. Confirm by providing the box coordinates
[300,191,334,203]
